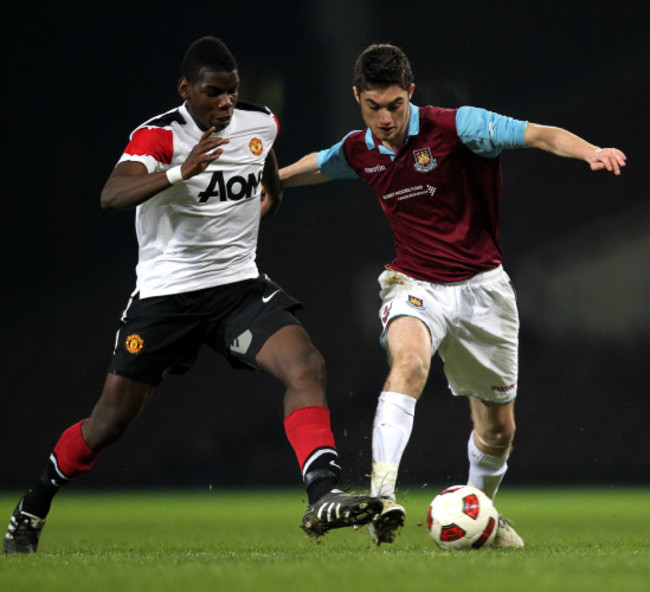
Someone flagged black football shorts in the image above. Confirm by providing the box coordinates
[107,274,302,386]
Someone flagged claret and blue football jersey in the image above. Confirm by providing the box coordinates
[317,105,527,283]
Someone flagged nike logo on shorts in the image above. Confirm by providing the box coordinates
[262,289,281,303]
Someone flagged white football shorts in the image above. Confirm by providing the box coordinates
[378,266,519,403]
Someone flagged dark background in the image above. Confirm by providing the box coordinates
[2,1,648,492]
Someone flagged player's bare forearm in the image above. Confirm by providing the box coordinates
[101,128,230,211]
[279,153,332,188]
[100,161,170,211]
[525,123,597,159]
[261,149,282,219]
[524,123,627,175]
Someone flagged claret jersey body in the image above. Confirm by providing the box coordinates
[317,105,527,283]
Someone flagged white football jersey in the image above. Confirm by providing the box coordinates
[117,101,278,298]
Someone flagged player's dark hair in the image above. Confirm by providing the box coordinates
[181,36,238,82]
[353,44,414,91]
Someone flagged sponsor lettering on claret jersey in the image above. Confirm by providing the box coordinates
[382,185,437,201]
[364,164,386,174]
[198,170,263,203]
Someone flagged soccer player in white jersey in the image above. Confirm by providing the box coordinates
[4,36,382,554]
[279,44,626,546]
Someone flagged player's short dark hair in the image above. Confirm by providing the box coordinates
[181,36,238,82]
[353,44,414,91]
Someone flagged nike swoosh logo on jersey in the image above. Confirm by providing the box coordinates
[262,289,281,303]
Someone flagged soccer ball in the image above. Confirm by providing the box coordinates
[427,485,498,550]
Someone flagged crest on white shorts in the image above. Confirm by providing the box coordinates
[407,295,424,309]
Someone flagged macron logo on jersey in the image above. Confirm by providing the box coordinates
[364,164,386,174]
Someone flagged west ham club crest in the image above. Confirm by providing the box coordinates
[413,147,437,173]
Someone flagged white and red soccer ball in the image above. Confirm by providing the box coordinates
[427,485,498,550]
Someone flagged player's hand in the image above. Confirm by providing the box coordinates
[587,147,627,175]
[181,127,230,178]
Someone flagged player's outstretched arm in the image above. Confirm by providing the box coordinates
[100,127,230,211]
[279,153,332,188]
[524,123,627,175]
[260,149,282,219]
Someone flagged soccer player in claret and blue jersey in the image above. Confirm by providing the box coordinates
[279,43,627,547]
[3,36,383,554]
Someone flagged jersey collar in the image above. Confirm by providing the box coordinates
[364,103,420,156]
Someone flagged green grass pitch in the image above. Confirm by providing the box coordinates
[1,487,648,592]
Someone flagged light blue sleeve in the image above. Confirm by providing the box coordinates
[456,106,528,158]
[316,133,359,179]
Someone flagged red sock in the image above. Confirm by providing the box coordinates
[284,406,337,473]
[53,420,102,478]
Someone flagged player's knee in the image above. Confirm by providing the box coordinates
[276,344,329,413]
[478,421,516,450]
[393,349,430,390]
[289,345,327,389]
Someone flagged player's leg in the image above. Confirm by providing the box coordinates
[366,315,432,544]
[450,266,522,547]
[373,315,431,500]
[4,374,153,554]
[467,398,515,498]
[437,266,523,547]
[83,374,155,448]
[256,323,333,499]
[4,290,195,554]
[438,266,518,499]
[468,397,523,547]
[256,323,328,414]
[368,270,447,545]
[256,324,382,537]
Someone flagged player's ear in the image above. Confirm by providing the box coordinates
[408,83,415,100]
[178,77,191,100]
[353,86,360,103]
